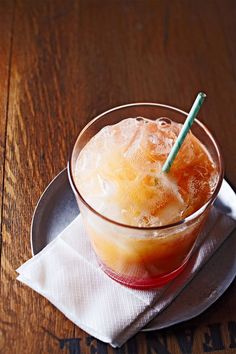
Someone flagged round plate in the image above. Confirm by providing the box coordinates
[31,168,236,331]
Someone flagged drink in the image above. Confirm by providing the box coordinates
[68,104,223,289]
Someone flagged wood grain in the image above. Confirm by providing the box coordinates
[0,0,236,353]
[0,0,14,242]
[0,1,15,349]
[0,0,78,353]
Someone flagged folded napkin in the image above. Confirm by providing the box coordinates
[17,180,236,348]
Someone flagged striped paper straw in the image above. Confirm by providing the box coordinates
[162,92,206,173]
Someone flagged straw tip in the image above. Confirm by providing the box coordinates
[199,92,207,98]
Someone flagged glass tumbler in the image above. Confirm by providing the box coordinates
[68,103,223,289]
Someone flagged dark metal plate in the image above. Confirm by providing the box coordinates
[30,168,236,331]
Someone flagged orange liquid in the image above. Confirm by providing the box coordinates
[83,209,207,288]
[75,117,217,288]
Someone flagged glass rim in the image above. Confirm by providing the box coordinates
[68,102,224,231]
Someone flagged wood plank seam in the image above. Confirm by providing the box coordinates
[0,0,16,268]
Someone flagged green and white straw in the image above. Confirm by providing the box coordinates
[162,92,206,173]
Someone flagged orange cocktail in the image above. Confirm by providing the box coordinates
[68,103,223,289]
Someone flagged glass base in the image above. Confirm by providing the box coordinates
[100,261,188,290]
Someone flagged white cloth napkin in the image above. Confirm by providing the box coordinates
[17,180,236,348]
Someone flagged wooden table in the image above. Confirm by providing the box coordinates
[1,1,235,353]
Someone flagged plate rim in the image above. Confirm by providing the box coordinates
[30,167,68,256]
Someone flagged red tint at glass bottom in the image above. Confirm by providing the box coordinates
[99,260,188,290]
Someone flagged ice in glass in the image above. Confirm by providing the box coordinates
[68,104,223,289]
